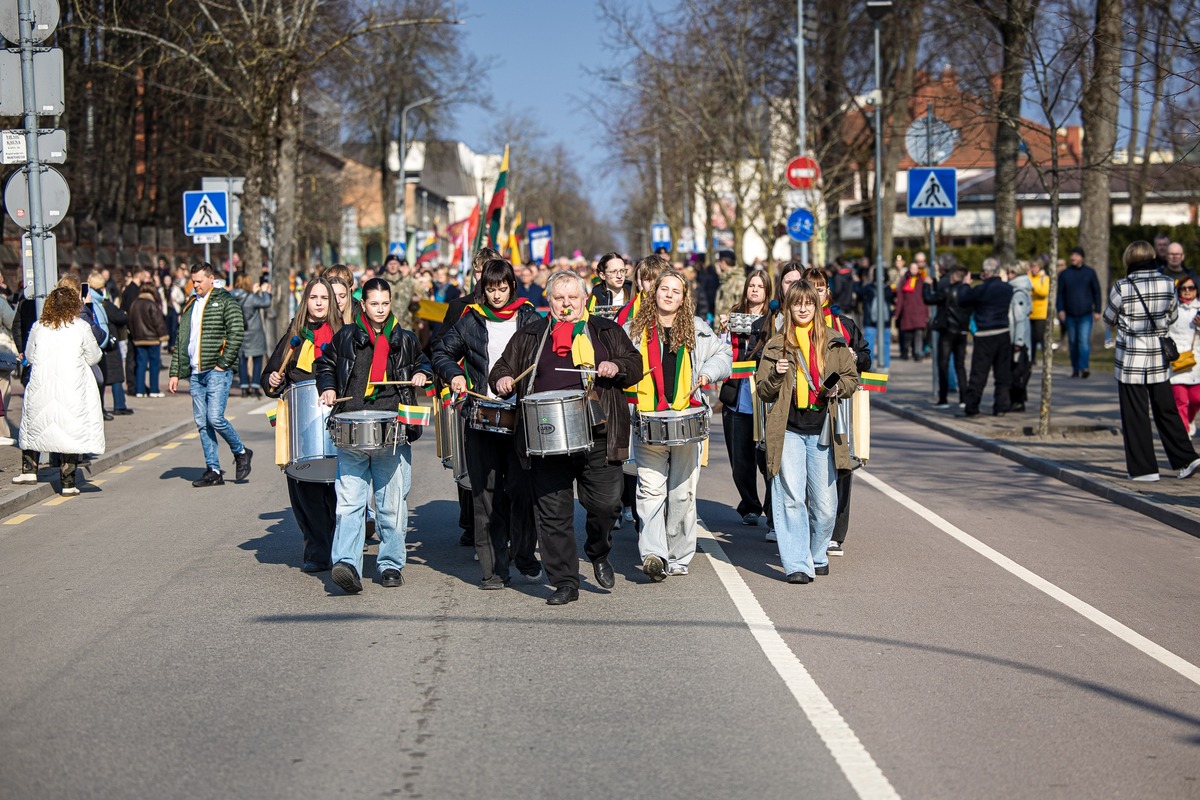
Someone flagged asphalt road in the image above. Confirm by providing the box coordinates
[1,405,1198,799]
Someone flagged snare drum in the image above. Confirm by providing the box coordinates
[591,304,621,320]
[328,410,407,452]
[468,398,517,435]
[522,390,593,456]
[284,380,337,482]
[635,408,710,446]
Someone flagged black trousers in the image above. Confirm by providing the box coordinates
[722,408,766,517]
[1010,345,1032,405]
[528,436,621,590]
[287,475,336,568]
[965,332,1012,415]
[832,470,853,545]
[457,484,473,533]
[22,450,77,486]
[1030,318,1047,360]
[899,328,926,360]
[1117,381,1199,478]
[464,427,538,581]
[937,331,968,404]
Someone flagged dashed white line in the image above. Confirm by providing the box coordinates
[699,529,900,800]
[858,469,1200,689]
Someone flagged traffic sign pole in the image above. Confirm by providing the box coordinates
[926,102,938,399]
[18,0,48,313]
[796,0,808,266]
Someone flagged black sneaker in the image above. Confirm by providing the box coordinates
[332,562,363,593]
[234,448,253,481]
[191,469,225,487]
[380,568,404,588]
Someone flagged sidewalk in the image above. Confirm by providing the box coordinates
[0,379,273,517]
[872,345,1200,537]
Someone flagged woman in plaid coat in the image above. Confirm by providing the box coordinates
[1102,241,1200,481]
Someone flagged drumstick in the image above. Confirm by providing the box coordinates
[368,380,418,386]
[555,367,598,374]
[462,389,495,402]
[512,362,536,383]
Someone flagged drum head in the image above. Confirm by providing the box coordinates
[526,389,585,402]
[335,410,398,421]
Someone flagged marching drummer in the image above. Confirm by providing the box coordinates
[490,270,643,605]
[625,270,731,580]
[262,277,343,573]
[431,259,543,589]
[717,268,773,529]
[315,277,433,594]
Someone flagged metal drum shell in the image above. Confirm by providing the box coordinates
[467,398,517,435]
[452,409,471,489]
[328,410,408,453]
[283,380,338,482]
[635,408,710,446]
[522,389,593,456]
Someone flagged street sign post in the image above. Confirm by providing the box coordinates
[785,156,820,190]
[4,165,69,228]
[183,190,230,236]
[651,222,671,252]
[786,208,816,242]
[0,48,63,115]
[907,168,957,218]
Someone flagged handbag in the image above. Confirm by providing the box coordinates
[1171,350,1196,373]
[1127,279,1179,364]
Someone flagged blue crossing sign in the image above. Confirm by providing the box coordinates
[787,208,815,242]
[907,168,957,217]
[183,190,229,236]
[651,222,671,252]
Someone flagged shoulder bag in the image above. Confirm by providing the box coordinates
[1127,278,1179,364]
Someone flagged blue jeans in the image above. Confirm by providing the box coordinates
[331,447,411,577]
[104,381,128,411]
[239,353,264,390]
[1064,315,1093,372]
[188,368,245,471]
[135,345,162,394]
[863,325,891,369]
[771,430,837,578]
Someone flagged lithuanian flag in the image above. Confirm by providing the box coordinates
[415,230,438,266]
[860,372,888,393]
[396,404,432,426]
[486,145,509,248]
[730,360,756,380]
[266,407,278,427]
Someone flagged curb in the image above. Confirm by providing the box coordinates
[873,397,1200,539]
[0,418,196,520]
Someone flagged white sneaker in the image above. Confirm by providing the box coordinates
[1189,423,1196,438]
[11,473,36,484]
[1129,473,1161,482]
[149,392,165,398]
[667,564,689,576]
[60,486,80,496]
[765,529,777,542]
[1178,458,1200,479]
[0,437,14,446]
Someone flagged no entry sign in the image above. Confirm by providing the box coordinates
[786,156,820,190]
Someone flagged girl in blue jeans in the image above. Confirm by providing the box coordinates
[756,282,860,583]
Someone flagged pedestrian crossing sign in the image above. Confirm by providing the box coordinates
[183,190,229,236]
[907,168,957,217]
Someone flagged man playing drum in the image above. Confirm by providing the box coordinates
[625,270,731,580]
[490,271,643,605]
[316,278,432,594]
[262,277,342,573]
[432,259,543,589]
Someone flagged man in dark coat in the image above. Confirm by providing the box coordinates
[959,259,1014,416]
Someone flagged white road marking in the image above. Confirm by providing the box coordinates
[251,401,276,415]
[699,529,900,800]
[858,469,1200,688]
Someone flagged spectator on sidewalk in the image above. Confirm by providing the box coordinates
[14,286,105,495]
[714,251,746,319]
[129,280,170,397]
[1162,242,1196,287]
[87,271,131,420]
[893,256,929,361]
[168,262,252,487]
[857,279,894,371]
[0,291,19,444]
[1167,276,1200,437]
[924,266,970,408]
[959,258,1014,417]
[1028,259,1050,360]
[230,273,271,399]
[1057,246,1102,378]
[1006,263,1034,412]
[1103,241,1200,481]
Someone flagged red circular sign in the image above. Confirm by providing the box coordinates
[786,156,820,189]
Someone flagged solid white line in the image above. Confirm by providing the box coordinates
[699,530,900,800]
[857,469,1200,688]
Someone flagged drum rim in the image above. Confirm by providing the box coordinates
[524,389,587,401]
[333,410,400,421]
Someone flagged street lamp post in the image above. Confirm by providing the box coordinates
[395,96,434,255]
[867,0,892,357]
[797,0,809,266]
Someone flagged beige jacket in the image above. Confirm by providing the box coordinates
[755,332,860,477]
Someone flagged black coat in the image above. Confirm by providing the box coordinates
[923,276,971,334]
[590,280,633,308]
[488,314,643,466]
[314,320,433,442]
[959,277,1013,333]
[431,304,542,389]
[99,299,127,386]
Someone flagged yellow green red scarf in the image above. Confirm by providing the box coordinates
[356,311,397,399]
[629,324,699,412]
[549,307,595,368]
[466,298,529,322]
[793,322,823,410]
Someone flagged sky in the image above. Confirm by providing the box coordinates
[447,0,622,229]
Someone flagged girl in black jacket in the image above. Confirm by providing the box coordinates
[262,277,341,573]
[432,259,543,588]
[314,278,432,594]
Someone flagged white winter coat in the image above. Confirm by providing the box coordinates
[19,318,106,454]
[1169,298,1200,386]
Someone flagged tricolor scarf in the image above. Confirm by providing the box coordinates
[615,292,641,326]
[631,325,700,412]
[822,306,849,342]
[465,298,530,322]
[793,322,823,410]
[900,274,919,293]
[729,329,757,381]
[295,322,333,372]
[550,308,595,368]
[357,311,397,399]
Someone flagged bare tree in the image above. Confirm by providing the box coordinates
[1077,0,1123,288]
